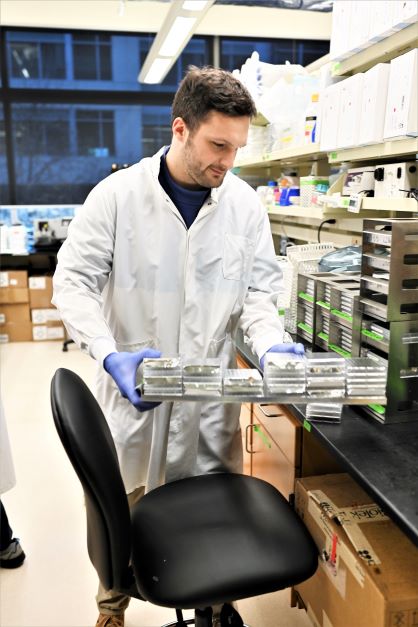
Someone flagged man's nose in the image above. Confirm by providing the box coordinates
[220,148,236,170]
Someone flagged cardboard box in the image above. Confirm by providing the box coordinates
[384,48,418,140]
[28,276,53,309]
[294,474,418,627]
[358,63,390,146]
[0,270,29,304]
[0,321,33,343]
[0,270,28,289]
[32,322,65,342]
[0,287,29,305]
[31,308,61,324]
[0,303,31,324]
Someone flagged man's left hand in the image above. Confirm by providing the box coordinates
[260,342,305,370]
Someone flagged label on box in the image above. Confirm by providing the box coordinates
[31,308,61,323]
[32,325,64,340]
[0,333,9,343]
[46,326,64,339]
[29,277,47,290]
[348,194,363,213]
[308,494,366,589]
[0,272,9,288]
[310,490,385,567]
[0,314,5,324]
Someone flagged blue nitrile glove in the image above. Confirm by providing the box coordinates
[104,348,162,412]
[260,342,305,371]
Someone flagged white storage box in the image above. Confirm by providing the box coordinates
[368,0,398,42]
[358,63,390,145]
[319,82,342,151]
[337,74,364,149]
[348,0,372,54]
[384,48,418,140]
[392,0,418,28]
[329,0,352,61]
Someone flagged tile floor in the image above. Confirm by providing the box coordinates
[0,341,311,627]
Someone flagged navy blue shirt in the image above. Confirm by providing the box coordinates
[159,151,210,229]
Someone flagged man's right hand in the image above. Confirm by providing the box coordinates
[104,349,161,412]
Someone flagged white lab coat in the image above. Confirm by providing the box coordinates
[52,148,287,494]
[0,399,16,495]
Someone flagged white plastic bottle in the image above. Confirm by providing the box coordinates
[304,93,319,144]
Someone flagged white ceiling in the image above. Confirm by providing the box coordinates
[0,0,332,40]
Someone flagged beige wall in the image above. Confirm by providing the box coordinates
[0,0,332,40]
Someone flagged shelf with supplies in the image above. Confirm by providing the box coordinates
[266,197,417,221]
[332,22,418,77]
[236,137,418,171]
[235,144,325,169]
[328,137,418,165]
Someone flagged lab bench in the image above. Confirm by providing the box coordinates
[235,333,418,549]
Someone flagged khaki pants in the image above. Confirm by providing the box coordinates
[96,486,145,615]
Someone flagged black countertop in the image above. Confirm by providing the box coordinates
[235,332,418,547]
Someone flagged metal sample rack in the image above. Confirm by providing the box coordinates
[360,219,418,423]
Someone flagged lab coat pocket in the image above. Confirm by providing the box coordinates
[115,337,159,353]
[223,233,253,281]
[208,334,234,367]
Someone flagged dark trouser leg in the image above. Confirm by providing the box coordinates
[0,500,13,550]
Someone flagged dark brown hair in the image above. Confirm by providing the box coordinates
[171,65,257,131]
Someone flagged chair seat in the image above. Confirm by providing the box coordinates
[131,473,318,609]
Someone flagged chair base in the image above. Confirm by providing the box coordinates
[161,607,249,627]
[162,619,194,627]
[161,621,250,627]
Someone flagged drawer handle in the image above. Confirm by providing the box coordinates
[245,424,253,454]
[258,403,280,418]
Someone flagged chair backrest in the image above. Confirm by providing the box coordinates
[50,367,132,592]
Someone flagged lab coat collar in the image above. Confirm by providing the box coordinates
[150,147,223,206]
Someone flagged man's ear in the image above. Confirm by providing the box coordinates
[172,117,188,143]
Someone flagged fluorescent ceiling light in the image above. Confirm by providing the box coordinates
[159,16,197,57]
[182,1,210,10]
[141,57,173,84]
[138,0,215,85]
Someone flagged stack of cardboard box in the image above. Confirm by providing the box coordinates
[0,270,65,342]
[0,270,32,341]
[29,275,65,342]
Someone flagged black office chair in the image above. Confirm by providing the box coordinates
[50,368,318,627]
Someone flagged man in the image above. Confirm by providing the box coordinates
[52,65,303,627]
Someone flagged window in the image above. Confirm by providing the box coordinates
[5,31,211,92]
[76,109,115,157]
[13,105,70,157]
[0,105,8,204]
[72,33,112,81]
[8,35,66,80]
[142,107,172,155]
[9,102,171,204]
[220,37,329,71]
